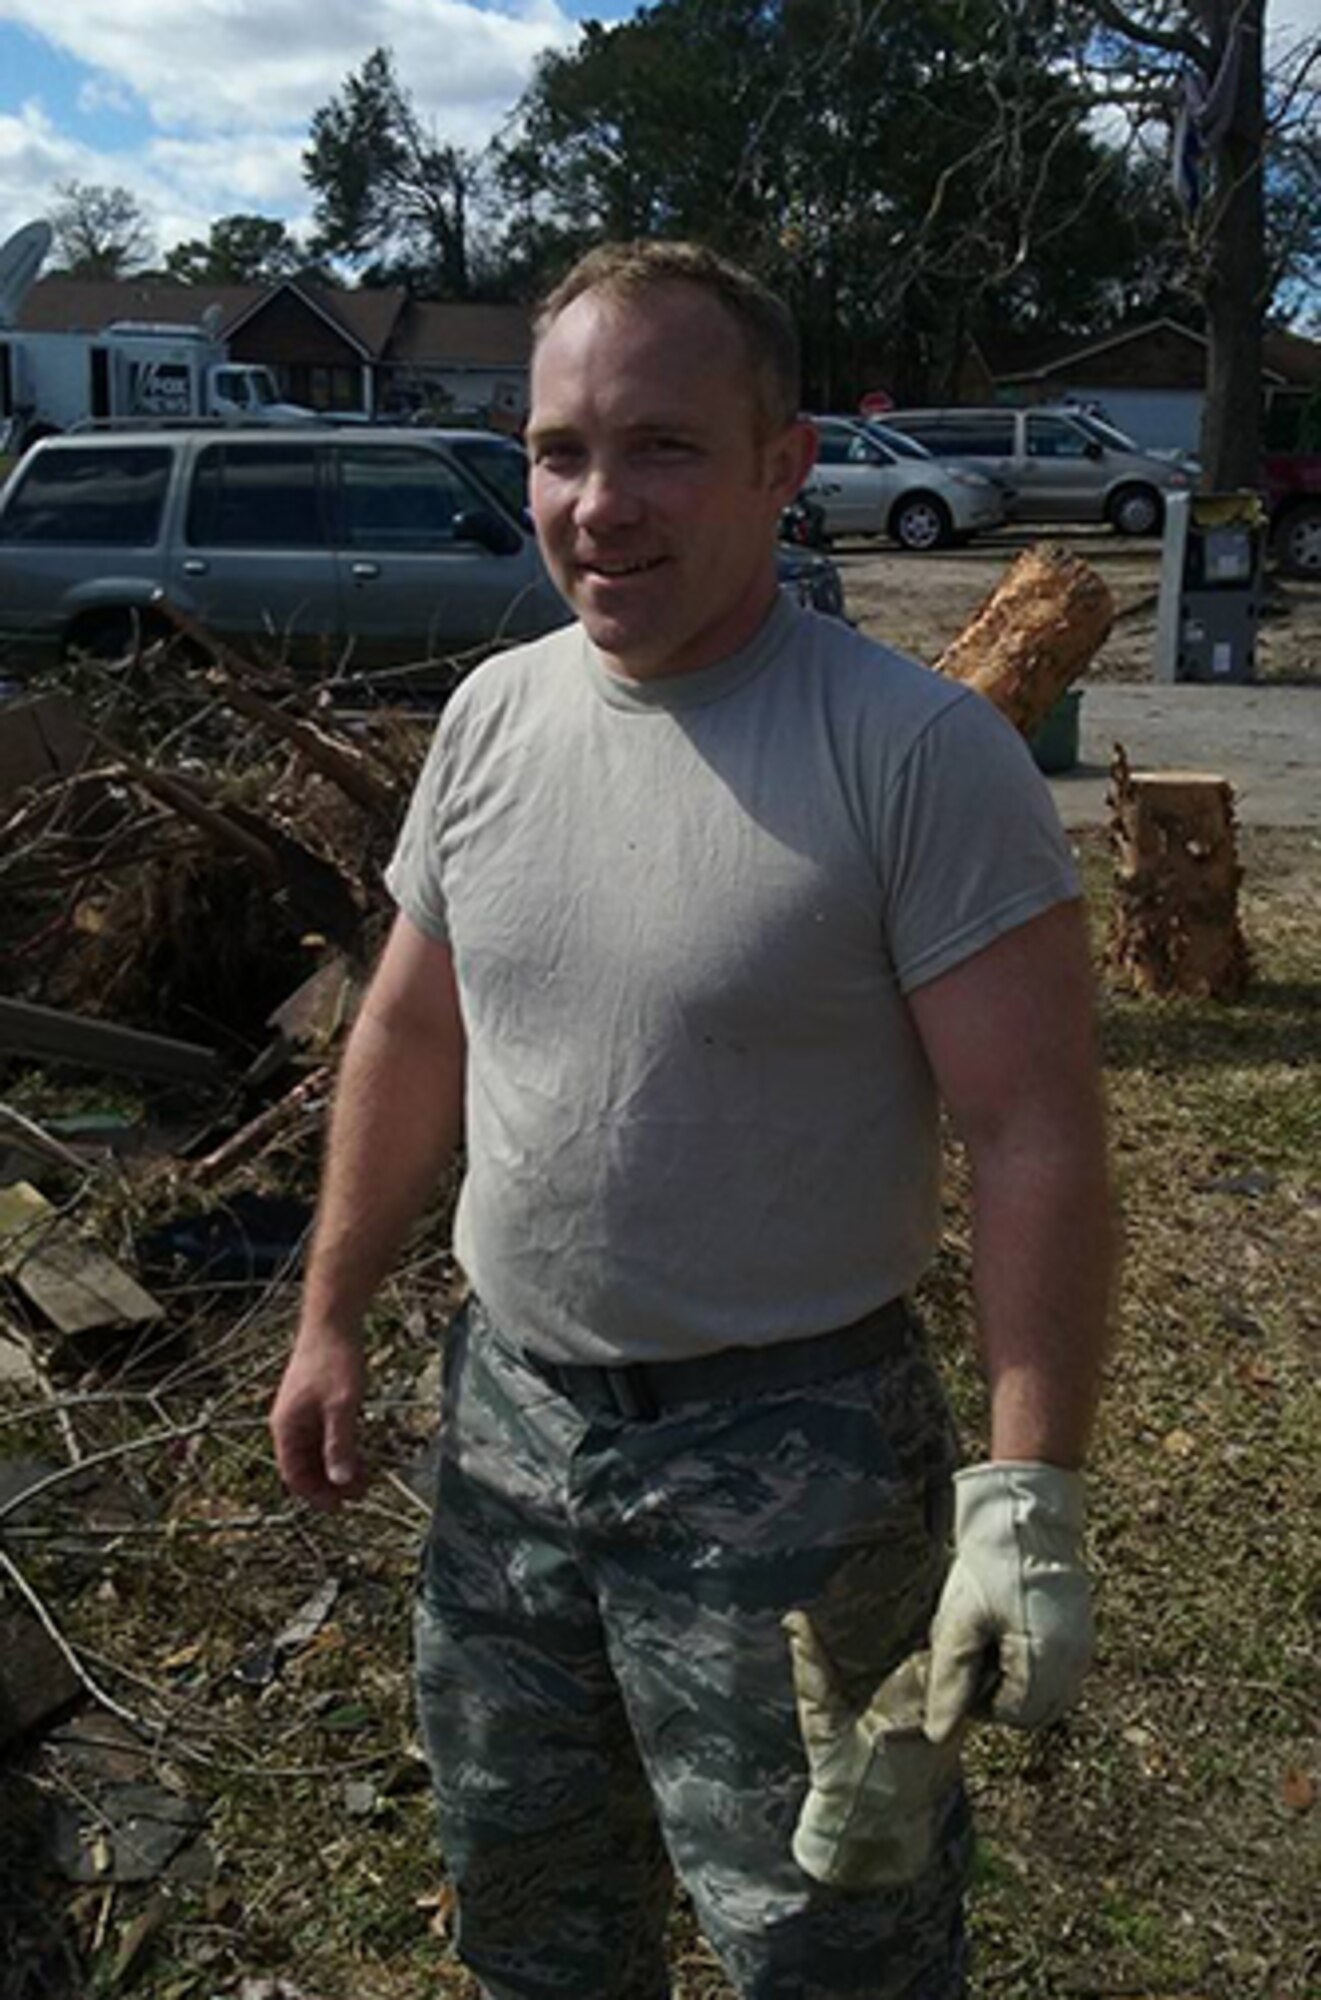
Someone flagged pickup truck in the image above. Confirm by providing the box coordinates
[1265,454,1321,577]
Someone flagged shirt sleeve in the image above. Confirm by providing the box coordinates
[877,686,1082,994]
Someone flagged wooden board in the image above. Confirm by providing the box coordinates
[0,997,221,1084]
[0,1182,162,1335]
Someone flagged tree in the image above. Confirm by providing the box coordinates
[494,0,1179,405]
[47,179,155,280]
[1083,0,1321,484]
[163,214,303,286]
[303,47,478,295]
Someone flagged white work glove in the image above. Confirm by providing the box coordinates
[925,1460,1093,1744]
[783,1614,964,1890]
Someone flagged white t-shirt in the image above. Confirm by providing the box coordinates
[386,595,1080,1364]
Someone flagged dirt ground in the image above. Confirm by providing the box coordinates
[835,525,1321,689]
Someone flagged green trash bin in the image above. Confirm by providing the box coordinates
[1028,688,1082,774]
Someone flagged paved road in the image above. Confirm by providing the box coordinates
[1046,682,1321,828]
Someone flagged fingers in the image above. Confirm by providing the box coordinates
[270,1340,367,1510]
[782,1612,851,1746]
[924,1626,996,1743]
[324,1398,366,1497]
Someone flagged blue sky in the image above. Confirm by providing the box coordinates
[0,1,632,255]
[1,0,1317,282]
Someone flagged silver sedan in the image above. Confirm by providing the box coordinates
[803,416,1007,550]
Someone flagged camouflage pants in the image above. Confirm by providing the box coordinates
[414,1296,972,2000]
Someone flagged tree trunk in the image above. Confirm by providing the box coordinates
[1198,0,1266,489]
[1106,748,1250,1000]
[932,543,1114,738]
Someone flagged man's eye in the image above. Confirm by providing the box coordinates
[533,443,582,469]
[642,438,698,458]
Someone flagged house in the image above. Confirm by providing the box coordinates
[988,317,1321,453]
[17,275,534,422]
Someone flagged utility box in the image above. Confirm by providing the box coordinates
[1154,490,1267,684]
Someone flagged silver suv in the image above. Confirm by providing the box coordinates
[882,406,1194,535]
[0,427,573,679]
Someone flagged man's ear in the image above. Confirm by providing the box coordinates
[764,418,819,503]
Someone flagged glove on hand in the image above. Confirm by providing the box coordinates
[925,1460,1092,1744]
[783,1612,964,1891]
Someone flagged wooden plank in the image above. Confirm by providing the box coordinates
[0,1182,162,1335]
[267,956,360,1047]
[0,997,221,1084]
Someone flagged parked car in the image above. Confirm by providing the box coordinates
[881,405,1193,535]
[0,428,568,679]
[802,416,1006,550]
[0,426,848,682]
[1263,451,1321,577]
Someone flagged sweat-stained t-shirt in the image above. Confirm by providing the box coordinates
[385,594,1080,1365]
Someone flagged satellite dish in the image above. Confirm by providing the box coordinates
[0,219,53,328]
[199,302,224,339]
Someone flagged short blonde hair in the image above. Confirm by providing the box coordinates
[534,240,800,437]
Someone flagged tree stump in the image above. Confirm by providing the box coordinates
[1106,747,1250,1000]
[932,542,1115,739]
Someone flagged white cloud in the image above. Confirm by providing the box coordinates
[76,76,136,119]
[0,0,581,257]
[0,98,97,194]
[0,1,577,135]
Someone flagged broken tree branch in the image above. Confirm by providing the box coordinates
[192,1067,332,1188]
[0,1545,149,1733]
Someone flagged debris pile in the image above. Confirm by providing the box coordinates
[0,613,454,1996]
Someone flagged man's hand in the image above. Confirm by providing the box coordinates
[925,1461,1093,1743]
[270,1328,369,1510]
[784,1614,963,1890]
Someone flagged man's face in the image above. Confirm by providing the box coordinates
[527,283,815,680]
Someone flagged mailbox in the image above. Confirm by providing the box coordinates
[1154,490,1267,684]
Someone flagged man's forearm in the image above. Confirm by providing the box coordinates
[966,1106,1115,1468]
[298,1003,464,1345]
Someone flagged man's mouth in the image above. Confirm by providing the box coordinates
[578,556,667,579]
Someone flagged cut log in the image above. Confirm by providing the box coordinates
[1106,748,1250,1000]
[932,542,1115,739]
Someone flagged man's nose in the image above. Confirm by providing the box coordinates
[574,460,641,530]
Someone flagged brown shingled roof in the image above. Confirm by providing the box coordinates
[18,275,258,335]
[16,276,527,369]
[388,300,532,368]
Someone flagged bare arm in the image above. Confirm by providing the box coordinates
[270,913,465,1507]
[907,899,1115,1468]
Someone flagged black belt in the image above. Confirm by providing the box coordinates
[514,1297,911,1421]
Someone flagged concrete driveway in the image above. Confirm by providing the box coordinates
[1046,681,1321,828]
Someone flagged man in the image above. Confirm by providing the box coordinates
[271,241,1112,2000]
